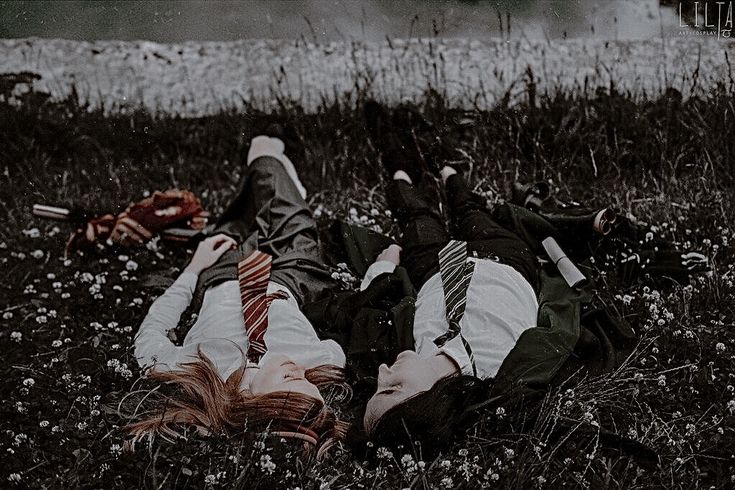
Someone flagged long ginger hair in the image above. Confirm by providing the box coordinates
[122,347,350,458]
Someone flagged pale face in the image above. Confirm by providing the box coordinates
[363,350,445,433]
[243,354,323,402]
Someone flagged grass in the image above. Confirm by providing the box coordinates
[0,77,734,488]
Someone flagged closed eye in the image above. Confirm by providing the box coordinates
[380,385,400,395]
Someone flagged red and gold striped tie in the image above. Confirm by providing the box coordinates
[238,250,287,363]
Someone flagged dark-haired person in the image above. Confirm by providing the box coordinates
[360,162,541,450]
[127,134,375,458]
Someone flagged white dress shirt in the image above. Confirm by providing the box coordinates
[361,258,539,380]
[134,271,346,380]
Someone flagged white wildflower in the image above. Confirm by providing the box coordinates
[23,227,41,238]
[10,331,22,342]
[376,447,393,459]
[259,454,276,474]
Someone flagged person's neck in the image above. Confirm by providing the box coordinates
[239,365,260,391]
[432,351,461,378]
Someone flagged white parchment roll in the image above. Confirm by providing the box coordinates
[542,237,587,288]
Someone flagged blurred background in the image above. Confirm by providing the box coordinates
[0,0,700,42]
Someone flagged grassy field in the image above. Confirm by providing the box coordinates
[1,78,734,489]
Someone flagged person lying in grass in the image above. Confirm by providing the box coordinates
[346,101,681,459]
[126,133,353,458]
[360,160,541,451]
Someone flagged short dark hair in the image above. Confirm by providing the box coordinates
[364,374,491,456]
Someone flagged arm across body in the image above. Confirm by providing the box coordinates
[134,234,237,371]
[134,271,197,371]
[302,245,405,344]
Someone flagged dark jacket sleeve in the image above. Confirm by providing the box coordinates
[302,268,416,390]
[300,289,355,348]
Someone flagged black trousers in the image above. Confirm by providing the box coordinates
[194,157,335,308]
[387,175,539,294]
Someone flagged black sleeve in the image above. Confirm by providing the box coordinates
[301,272,408,351]
[300,290,355,348]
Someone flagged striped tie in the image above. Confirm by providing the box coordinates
[433,240,477,374]
[238,250,287,363]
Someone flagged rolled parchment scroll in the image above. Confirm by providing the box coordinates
[542,237,588,288]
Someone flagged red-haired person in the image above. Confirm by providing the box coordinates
[127,134,355,458]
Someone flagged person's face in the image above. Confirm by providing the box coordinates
[363,350,444,432]
[245,354,323,402]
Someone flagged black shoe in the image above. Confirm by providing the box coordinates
[252,118,302,162]
[364,99,391,145]
[392,103,446,176]
[364,100,422,183]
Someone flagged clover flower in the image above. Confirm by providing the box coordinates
[10,331,22,342]
[376,447,393,459]
[259,455,276,474]
[110,443,122,456]
[400,454,418,475]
